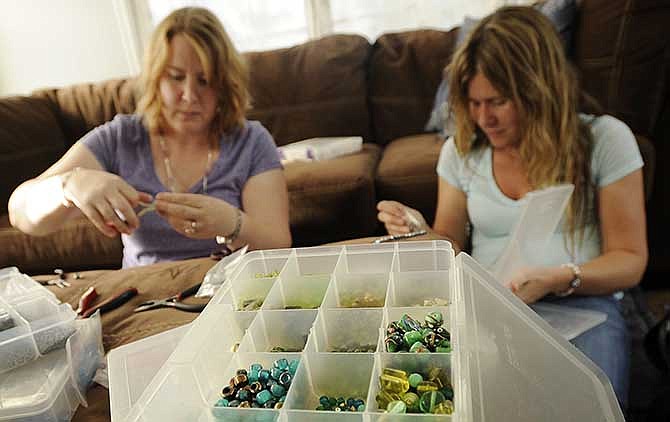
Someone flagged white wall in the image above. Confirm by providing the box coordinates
[0,0,134,96]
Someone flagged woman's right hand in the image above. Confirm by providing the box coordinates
[63,168,152,237]
[377,200,428,235]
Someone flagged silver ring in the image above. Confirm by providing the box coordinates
[184,220,197,234]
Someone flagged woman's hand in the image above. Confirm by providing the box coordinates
[64,168,152,237]
[504,266,569,304]
[155,192,236,239]
[377,200,427,235]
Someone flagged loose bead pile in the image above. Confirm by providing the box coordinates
[214,358,300,409]
[340,292,385,308]
[316,396,365,412]
[376,367,454,414]
[385,312,451,353]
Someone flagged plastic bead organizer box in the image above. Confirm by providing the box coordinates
[109,240,625,422]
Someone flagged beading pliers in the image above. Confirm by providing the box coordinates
[133,282,206,313]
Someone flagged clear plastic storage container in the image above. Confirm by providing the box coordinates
[0,313,103,421]
[109,241,625,422]
[0,269,77,374]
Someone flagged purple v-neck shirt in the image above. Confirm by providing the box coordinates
[81,114,281,268]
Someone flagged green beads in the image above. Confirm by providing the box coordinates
[316,395,365,412]
[387,400,407,413]
[377,366,455,415]
[408,373,423,388]
[385,312,451,353]
[419,390,446,413]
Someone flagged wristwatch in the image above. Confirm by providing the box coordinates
[215,208,242,246]
[556,262,582,297]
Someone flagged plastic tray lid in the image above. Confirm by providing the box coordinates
[453,253,624,422]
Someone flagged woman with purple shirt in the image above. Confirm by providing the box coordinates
[8,8,291,268]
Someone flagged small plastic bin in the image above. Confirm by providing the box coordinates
[261,275,330,310]
[386,271,450,308]
[238,309,317,353]
[0,314,103,422]
[306,308,381,353]
[0,294,76,374]
[367,353,454,420]
[284,353,374,421]
[322,273,388,309]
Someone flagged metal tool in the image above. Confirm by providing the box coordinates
[79,287,138,318]
[133,283,206,313]
[372,229,427,244]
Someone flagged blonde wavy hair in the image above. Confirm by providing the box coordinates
[136,7,249,138]
[447,6,595,248]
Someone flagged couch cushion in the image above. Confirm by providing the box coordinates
[245,34,372,146]
[574,0,670,137]
[285,143,381,246]
[32,78,139,145]
[369,29,458,146]
[0,96,68,213]
[376,134,445,226]
[0,214,122,274]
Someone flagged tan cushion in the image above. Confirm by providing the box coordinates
[574,0,670,137]
[285,143,381,245]
[0,96,68,213]
[245,34,372,146]
[376,134,444,225]
[0,214,122,275]
[368,29,458,145]
[32,78,139,145]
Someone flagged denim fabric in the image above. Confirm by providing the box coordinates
[544,294,631,409]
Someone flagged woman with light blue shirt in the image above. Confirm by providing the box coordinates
[378,6,647,409]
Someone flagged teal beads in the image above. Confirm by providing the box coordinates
[214,359,299,409]
[256,390,272,405]
[316,395,365,412]
[288,359,299,375]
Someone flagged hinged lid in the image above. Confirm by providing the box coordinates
[453,253,624,422]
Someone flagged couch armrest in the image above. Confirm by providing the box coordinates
[0,214,122,274]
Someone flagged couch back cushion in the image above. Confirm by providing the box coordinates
[368,29,458,146]
[0,96,68,212]
[244,34,372,146]
[574,0,670,137]
[32,78,139,146]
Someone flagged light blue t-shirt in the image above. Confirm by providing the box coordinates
[436,114,643,269]
[81,114,282,268]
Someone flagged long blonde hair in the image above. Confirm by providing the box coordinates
[136,7,249,138]
[447,6,594,248]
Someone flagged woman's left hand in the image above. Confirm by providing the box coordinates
[504,266,563,304]
[155,192,235,239]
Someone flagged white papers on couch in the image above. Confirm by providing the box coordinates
[278,136,363,164]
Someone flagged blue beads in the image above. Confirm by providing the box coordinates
[288,359,299,375]
[258,369,270,383]
[256,390,272,405]
[270,384,286,398]
[273,358,289,371]
[214,358,299,409]
[315,395,365,412]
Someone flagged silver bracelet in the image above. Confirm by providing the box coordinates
[216,208,242,246]
[556,262,582,297]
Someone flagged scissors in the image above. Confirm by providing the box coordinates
[134,282,206,313]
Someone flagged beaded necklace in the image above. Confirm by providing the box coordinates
[158,133,214,193]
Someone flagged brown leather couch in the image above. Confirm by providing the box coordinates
[2,0,667,279]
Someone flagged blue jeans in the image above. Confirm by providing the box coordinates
[543,294,631,409]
